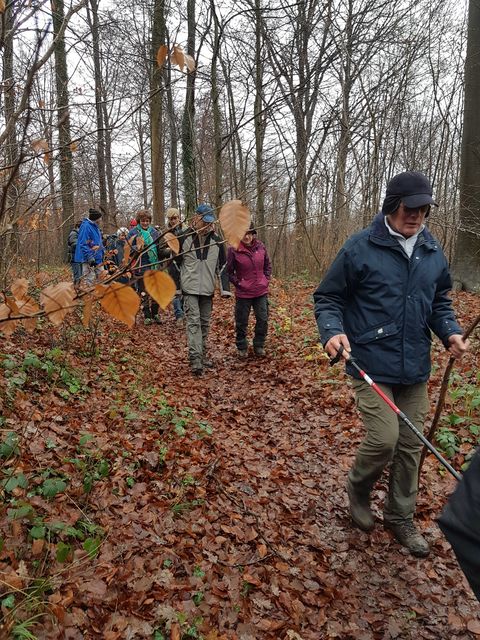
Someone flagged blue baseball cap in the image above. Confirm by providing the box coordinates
[196,204,216,223]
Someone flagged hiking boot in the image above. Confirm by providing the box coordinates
[154,315,163,325]
[347,480,374,532]
[144,317,153,326]
[203,357,214,368]
[191,360,203,376]
[384,520,430,558]
[237,349,248,358]
[254,347,266,357]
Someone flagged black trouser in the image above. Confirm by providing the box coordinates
[235,295,268,351]
[136,278,159,319]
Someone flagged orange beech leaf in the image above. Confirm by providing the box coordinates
[184,53,195,72]
[95,282,140,328]
[164,232,180,254]
[38,99,45,108]
[171,623,181,640]
[156,44,169,67]
[143,270,176,309]
[31,138,49,154]
[70,141,78,152]
[11,278,29,300]
[0,303,19,336]
[16,295,40,332]
[40,282,77,325]
[171,45,185,71]
[0,0,6,14]
[35,271,50,287]
[5,295,20,314]
[219,200,250,249]
[83,294,93,327]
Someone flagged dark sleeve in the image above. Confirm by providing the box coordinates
[226,247,238,285]
[263,246,272,279]
[216,237,230,294]
[313,245,350,346]
[428,258,463,346]
[438,448,480,602]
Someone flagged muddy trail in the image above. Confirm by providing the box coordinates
[0,281,479,639]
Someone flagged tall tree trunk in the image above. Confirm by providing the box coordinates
[210,1,222,213]
[453,0,480,292]
[101,91,117,224]
[182,0,197,218]
[164,50,179,207]
[254,0,266,241]
[0,0,20,282]
[51,0,75,248]
[87,0,109,229]
[151,0,166,225]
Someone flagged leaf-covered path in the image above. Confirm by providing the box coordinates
[1,281,479,639]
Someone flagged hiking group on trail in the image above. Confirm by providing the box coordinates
[68,171,479,602]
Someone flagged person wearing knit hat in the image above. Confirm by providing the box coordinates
[74,207,105,286]
[313,170,468,559]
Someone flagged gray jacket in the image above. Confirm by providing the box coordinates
[177,228,230,296]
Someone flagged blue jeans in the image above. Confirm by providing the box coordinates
[173,295,184,319]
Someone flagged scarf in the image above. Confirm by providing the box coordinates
[137,225,158,268]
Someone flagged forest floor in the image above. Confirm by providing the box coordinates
[0,277,479,640]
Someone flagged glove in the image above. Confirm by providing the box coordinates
[88,258,96,267]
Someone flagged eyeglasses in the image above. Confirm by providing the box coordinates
[402,204,429,216]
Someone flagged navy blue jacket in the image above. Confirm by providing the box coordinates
[314,214,462,384]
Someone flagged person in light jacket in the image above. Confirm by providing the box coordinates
[227,223,272,357]
[176,204,231,376]
[314,171,468,558]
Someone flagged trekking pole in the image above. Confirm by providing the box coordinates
[331,346,461,482]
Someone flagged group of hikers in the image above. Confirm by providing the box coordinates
[67,171,478,602]
[67,204,272,377]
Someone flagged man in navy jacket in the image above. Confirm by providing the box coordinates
[314,171,468,557]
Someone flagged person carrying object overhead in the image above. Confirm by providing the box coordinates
[313,170,469,558]
[175,204,231,376]
[74,208,106,287]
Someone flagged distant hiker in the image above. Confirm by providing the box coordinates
[314,171,469,557]
[438,447,480,602]
[104,227,129,283]
[67,221,82,285]
[127,210,168,325]
[176,204,231,376]
[74,208,106,287]
[166,207,184,322]
[227,222,271,358]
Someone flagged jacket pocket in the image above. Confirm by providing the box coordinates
[355,321,399,345]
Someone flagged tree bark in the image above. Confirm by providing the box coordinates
[151,0,166,225]
[453,0,480,292]
[182,0,197,218]
[51,0,75,248]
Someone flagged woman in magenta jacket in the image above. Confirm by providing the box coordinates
[226,223,272,357]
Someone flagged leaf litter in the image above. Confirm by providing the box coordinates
[0,282,478,639]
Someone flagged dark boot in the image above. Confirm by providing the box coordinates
[384,520,429,557]
[191,360,203,376]
[347,480,374,532]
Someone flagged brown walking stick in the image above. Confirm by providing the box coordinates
[418,314,480,482]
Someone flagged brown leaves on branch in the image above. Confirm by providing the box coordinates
[219,200,251,249]
[95,283,140,329]
[156,44,195,72]
[40,283,76,326]
[31,138,50,164]
[0,271,177,336]
[143,270,176,309]
[164,232,180,255]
